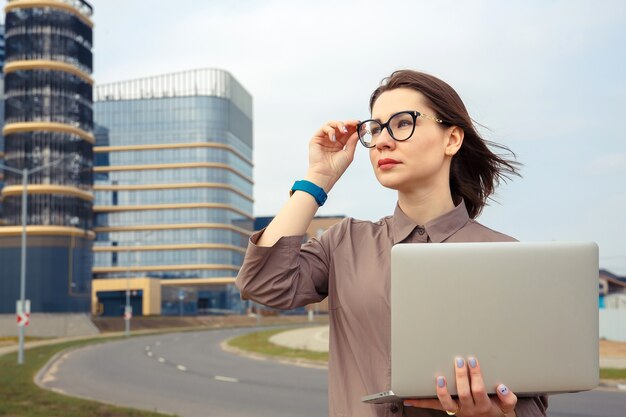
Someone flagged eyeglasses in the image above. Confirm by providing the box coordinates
[357,110,444,148]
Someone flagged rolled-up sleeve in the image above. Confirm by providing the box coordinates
[515,395,548,417]
[235,228,333,310]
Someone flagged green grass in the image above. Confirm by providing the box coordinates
[227,328,329,363]
[600,368,626,380]
[0,338,173,417]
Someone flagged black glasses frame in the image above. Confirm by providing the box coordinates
[357,110,444,148]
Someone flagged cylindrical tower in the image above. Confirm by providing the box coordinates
[0,0,94,313]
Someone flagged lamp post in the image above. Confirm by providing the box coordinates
[0,155,77,365]
[124,229,155,337]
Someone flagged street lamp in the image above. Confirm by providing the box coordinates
[0,155,80,365]
[124,229,155,337]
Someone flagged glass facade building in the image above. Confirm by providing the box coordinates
[93,68,253,314]
[0,0,94,313]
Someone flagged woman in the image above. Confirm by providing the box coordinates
[235,70,548,417]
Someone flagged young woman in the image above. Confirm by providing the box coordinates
[236,70,548,417]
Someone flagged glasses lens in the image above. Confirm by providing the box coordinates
[388,112,415,141]
[358,121,381,147]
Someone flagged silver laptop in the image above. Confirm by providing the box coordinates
[362,242,599,404]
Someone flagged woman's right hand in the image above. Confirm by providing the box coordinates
[306,120,360,193]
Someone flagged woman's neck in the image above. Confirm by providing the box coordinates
[397,186,456,226]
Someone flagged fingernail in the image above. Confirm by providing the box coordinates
[437,376,445,388]
[403,401,413,407]
[456,358,464,368]
[498,384,509,395]
[469,357,477,368]
[341,126,348,133]
[331,134,336,142]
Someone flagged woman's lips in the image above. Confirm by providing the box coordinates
[378,158,401,170]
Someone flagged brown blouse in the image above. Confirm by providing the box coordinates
[236,200,548,417]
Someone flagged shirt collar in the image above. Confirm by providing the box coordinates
[391,199,470,244]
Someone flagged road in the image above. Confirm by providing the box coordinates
[39,327,626,417]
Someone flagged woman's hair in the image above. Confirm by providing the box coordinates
[369,70,521,219]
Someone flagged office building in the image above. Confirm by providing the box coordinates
[92,68,253,316]
[0,0,94,313]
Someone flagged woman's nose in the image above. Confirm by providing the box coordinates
[375,127,396,150]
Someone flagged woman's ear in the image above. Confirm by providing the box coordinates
[444,126,464,156]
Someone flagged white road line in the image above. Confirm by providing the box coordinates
[214,375,239,383]
[158,357,165,363]
[147,352,153,357]
[177,365,187,371]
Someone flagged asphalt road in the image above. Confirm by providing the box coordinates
[39,328,626,417]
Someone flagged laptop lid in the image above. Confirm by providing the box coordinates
[389,241,599,398]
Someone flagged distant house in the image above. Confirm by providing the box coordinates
[599,269,626,309]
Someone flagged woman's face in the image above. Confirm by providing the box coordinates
[368,88,457,194]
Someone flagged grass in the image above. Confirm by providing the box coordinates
[600,368,626,380]
[227,327,329,363]
[229,329,626,382]
[0,338,173,417]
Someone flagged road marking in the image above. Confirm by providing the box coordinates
[147,352,153,357]
[158,357,165,363]
[214,375,239,383]
[177,365,187,371]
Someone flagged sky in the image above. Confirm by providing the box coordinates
[17,1,626,273]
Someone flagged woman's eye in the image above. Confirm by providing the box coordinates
[396,120,412,128]
[371,126,382,135]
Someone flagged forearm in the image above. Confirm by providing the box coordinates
[257,174,333,247]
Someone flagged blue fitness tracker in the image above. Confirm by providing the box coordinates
[290,180,327,206]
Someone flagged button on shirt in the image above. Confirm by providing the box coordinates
[236,200,548,417]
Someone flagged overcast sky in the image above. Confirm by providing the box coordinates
[46,1,626,273]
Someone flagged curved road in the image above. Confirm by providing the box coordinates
[39,328,626,417]
[40,327,327,417]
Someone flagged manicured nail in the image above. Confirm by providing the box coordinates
[403,401,413,407]
[341,126,348,133]
[456,358,464,368]
[437,376,445,388]
[498,384,509,395]
[331,134,336,142]
[469,357,477,368]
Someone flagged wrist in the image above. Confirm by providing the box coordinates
[304,172,335,193]
[290,180,328,207]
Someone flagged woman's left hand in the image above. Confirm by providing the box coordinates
[403,357,517,417]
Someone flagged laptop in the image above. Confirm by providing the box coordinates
[362,242,599,404]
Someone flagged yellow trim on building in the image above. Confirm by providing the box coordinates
[4,60,93,84]
[93,182,254,202]
[93,162,253,184]
[160,278,236,286]
[92,278,160,316]
[93,203,253,220]
[92,264,240,274]
[0,225,95,239]
[2,184,94,201]
[3,121,95,144]
[93,243,247,254]
[93,222,252,236]
[5,0,94,27]
[94,142,252,166]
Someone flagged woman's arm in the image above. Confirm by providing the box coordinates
[256,120,360,247]
[235,120,360,309]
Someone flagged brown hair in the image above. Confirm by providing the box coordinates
[369,70,521,219]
